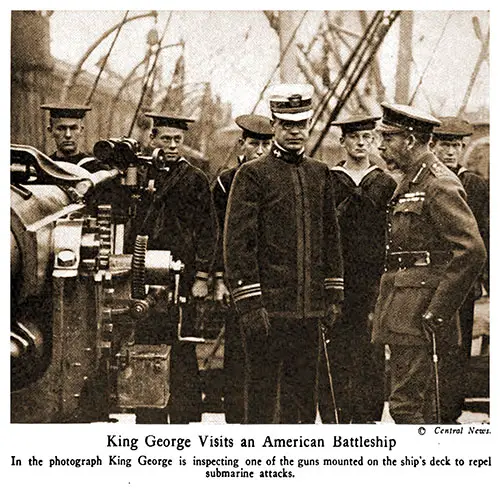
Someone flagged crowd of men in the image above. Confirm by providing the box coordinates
[39,82,488,425]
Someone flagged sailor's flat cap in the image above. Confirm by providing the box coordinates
[41,104,91,119]
[379,102,441,134]
[331,114,380,135]
[144,113,195,130]
[432,117,473,140]
[269,83,314,121]
[235,114,274,140]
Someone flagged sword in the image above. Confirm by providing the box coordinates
[320,324,340,424]
[430,330,441,423]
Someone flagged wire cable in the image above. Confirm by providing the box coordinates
[128,12,173,137]
[408,12,453,105]
[86,11,129,105]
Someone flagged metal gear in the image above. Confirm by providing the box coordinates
[97,204,113,269]
[131,235,148,299]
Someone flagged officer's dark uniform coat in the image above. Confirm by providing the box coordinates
[213,161,242,274]
[225,144,344,317]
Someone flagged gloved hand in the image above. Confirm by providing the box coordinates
[239,307,271,339]
[213,278,231,306]
[322,303,342,342]
[191,277,209,299]
[324,303,342,327]
[422,311,444,339]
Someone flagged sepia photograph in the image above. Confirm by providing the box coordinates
[9,9,490,432]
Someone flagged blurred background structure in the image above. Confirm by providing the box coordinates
[11,10,489,179]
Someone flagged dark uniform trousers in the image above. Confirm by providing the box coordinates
[319,270,385,423]
[222,308,245,423]
[242,318,319,424]
[372,153,486,424]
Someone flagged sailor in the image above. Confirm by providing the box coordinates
[372,103,486,424]
[134,113,218,424]
[318,115,396,424]
[41,103,91,164]
[430,117,489,423]
[224,84,344,423]
[212,114,273,423]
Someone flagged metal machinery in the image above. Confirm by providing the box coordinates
[10,140,192,423]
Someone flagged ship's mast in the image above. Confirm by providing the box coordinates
[395,11,413,104]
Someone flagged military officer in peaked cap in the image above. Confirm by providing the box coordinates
[224,84,344,423]
[372,103,486,424]
[430,117,489,423]
[318,115,396,424]
[134,113,218,424]
[212,114,273,423]
[41,104,91,164]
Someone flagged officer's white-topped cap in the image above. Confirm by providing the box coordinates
[269,83,314,121]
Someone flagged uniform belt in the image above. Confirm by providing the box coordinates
[385,251,451,270]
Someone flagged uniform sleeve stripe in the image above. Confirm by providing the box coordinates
[233,288,261,299]
[233,283,261,294]
[325,284,344,290]
[233,291,262,302]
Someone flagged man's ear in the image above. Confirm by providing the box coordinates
[429,140,435,150]
[339,136,345,146]
[238,137,245,148]
[47,125,53,134]
[406,134,416,150]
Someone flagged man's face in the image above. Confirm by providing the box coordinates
[272,118,310,152]
[49,117,84,156]
[378,132,411,171]
[431,139,464,168]
[239,137,272,162]
[341,130,374,160]
[151,126,185,162]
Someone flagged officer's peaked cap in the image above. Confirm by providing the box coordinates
[269,84,314,121]
[235,114,274,140]
[379,102,441,134]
